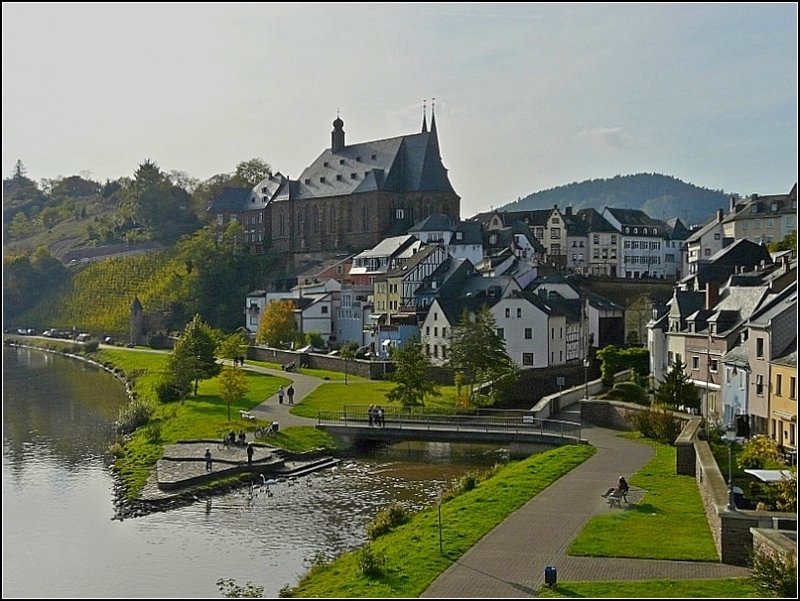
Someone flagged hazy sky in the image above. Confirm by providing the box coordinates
[2,3,797,217]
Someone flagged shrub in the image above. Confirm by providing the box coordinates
[357,545,386,578]
[143,422,162,443]
[608,382,649,405]
[367,503,411,540]
[628,405,681,444]
[115,397,154,434]
[154,375,189,402]
[749,545,797,597]
[737,435,783,470]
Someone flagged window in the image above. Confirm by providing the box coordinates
[442,327,447,337]
[610,235,617,245]
[321,306,328,314]
[756,374,764,396]
[714,233,721,240]
[433,345,438,358]
[395,208,405,220]
[522,352,534,366]
[426,326,430,335]
[434,327,438,337]
[791,376,796,400]
[505,308,510,318]
[776,374,783,396]
[551,328,555,339]
[426,344,430,356]
[704,248,711,257]
[434,312,438,321]
[709,359,718,372]
[524,328,532,339]
[497,328,504,339]
[517,307,522,318]
[756,337,764,358]
[692,356,700,370]
[550,229,561,239]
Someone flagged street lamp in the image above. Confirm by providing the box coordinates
[583,357,591,400]
[726,422,737,511]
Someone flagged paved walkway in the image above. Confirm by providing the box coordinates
[422,408,751,598]
[233,360,324,429]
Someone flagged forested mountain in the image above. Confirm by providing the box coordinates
[499,173,732,227]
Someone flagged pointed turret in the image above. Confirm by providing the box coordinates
[421,99,428,133]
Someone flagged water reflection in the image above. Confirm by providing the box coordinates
[2,348,509,597]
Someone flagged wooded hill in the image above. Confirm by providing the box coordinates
[499,173,732,227]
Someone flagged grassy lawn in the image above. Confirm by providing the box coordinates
[568,434,719,561]
[291,444,596,598]
[290,380,461,418]
[536,578,761,598]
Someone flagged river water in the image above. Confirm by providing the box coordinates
[2,347,507,598]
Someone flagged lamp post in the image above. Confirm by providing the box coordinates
[583,357,591,400]
[726,423,737,511]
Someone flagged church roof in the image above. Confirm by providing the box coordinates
[207,186,261,213]
[293,128,455,200]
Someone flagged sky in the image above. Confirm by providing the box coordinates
[2,3,797,218]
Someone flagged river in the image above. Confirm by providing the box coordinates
[2,347,507,597]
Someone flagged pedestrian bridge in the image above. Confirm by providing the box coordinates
[316,407,584,450]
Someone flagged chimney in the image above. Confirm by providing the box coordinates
[705,281,719,310]
[716,208,724,223]
[565,206,573,216]
[729,196,736,212]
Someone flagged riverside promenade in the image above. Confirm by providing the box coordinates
[422,408,751,597]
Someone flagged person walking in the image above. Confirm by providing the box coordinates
[246,443,254,465]
[287,385,295,405]
[278,385,285,405]
[204,448,213,471]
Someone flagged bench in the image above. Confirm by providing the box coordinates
[607,490,628,507]
[239,410,256,421]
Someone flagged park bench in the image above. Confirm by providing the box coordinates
[239,410,256,421]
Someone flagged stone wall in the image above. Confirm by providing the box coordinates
[686,420,797,566]
[247,346,394,380]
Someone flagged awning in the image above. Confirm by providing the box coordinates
[744,469,794,482]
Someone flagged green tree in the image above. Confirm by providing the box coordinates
[218,366,249,421]
[736,435,783,470]
[653,360,699,411]
[233,158,272,188]
[768,229,797,255]
[386,338,440,408]
[256,300,297,348]
[447,305,518,406]
[218,332,250,365]
[169,314,221,396]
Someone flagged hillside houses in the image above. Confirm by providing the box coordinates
[648,239,797,457]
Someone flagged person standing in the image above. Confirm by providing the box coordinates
[278,385,285,404]
[377,406,385,427]
[287,385,295,405]
[204,448,213,471]
[246,443,254,465]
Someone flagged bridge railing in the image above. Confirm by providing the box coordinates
[317,410,582,441]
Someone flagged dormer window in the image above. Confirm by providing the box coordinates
[634,228,638,234]
[625,227,630,234]
[643,227,648,234]
[771,203,778,212]
[751,205,758,213]
[456,231,463,241]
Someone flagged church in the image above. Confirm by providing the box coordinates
[209,108,461,255]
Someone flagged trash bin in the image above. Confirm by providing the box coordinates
[544,566,557,587]
[272,421,279,433]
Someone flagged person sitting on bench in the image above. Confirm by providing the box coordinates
[602,476,629,501]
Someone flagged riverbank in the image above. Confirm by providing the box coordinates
[3,337,343,518]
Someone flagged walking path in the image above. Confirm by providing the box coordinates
[217,361,752,594]
[422,408,750,598]
[235,361,323,429]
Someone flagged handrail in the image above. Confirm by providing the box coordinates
[317,410,582,440]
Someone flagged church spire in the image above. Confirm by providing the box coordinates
[430,97,438,138]
[421,99,428,133]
